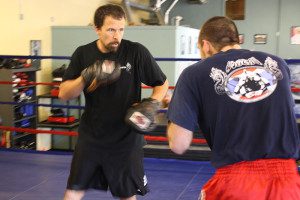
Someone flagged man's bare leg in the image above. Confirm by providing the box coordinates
[120,195,137,200]
[63,189,85,200]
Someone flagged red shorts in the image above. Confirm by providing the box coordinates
[200,159,300,200]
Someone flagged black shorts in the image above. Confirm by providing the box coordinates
[66,145,149,198]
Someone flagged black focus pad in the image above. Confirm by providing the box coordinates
[81,60,121,92]
[125,98,160,133]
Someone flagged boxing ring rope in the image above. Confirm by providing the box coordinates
[0,126,77,136]
[0,126,206,144]
[0,101,84,109]
[1,55,300,150]
[1,54,300,63]
[0,81,60,86]
[0,55,201,62]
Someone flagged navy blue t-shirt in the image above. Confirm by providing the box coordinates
[167,49,300,168]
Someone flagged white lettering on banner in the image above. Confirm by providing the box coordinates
[226,57,263,73]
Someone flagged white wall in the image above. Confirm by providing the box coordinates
[0,0,107,55]
[0,0,150,55]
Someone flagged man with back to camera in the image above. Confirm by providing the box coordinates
[59,4,169,200]
[167,16,300,200]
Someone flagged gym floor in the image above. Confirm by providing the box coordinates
[0,149,215,200]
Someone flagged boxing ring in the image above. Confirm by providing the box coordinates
[0,55,300,199]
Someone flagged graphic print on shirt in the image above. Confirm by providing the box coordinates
[210,57,283,103]
[120,62,132,73]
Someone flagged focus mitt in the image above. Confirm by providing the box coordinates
[125,98,160,133]
[81,60,121,92]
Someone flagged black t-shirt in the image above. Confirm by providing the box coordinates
[63,39,166,151]
[167,49,300,168]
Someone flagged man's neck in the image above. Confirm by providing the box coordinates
[97,39,108,53]
[220,44,241,52]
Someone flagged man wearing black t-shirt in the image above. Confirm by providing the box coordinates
[167,16,300,199]
[59,4,168,200]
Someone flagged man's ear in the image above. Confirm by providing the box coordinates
[94,26,101,33]
[200,39,214,58]
[201,40,210,53]
[94,26,102,38]
[203,40,218,57]
[204,40,217,52]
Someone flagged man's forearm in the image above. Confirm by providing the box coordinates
[58,76,85,101]
[150,80,169,101]
[167,122,193,155]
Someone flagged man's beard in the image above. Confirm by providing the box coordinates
[106,42,119,52]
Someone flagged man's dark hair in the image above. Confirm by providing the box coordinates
[199,16,239,51]
[94,4,126,29]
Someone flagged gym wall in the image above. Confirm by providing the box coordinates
[163,0,300,59]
